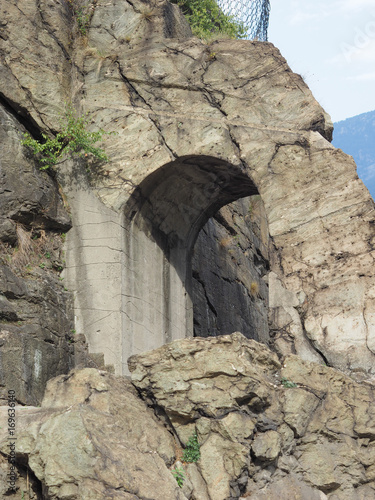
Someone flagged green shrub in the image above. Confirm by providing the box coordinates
[171,0,246,40]
[21,104,114,170]
[182,432,200,463]
[281,377,297,388]
[172,466,185,488]
[76,8,90,35]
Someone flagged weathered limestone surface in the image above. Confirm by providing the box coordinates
[1,0,375,378]
[2,334,375,499]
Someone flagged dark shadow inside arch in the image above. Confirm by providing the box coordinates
[124,155,258,267]
[192,195,270,343]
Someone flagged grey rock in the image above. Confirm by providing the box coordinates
[0,264,85,406]
[0,368,188,500]
[192,197,270,344]
[2,0,374,378]
[129,334,375,500]
[242,475,328,499]
[0,335,374,499]
[251,430,281,462]
[0,105,71,231]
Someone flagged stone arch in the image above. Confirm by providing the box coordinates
[122,155,260,370]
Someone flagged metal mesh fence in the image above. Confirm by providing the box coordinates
[217,0,270,41]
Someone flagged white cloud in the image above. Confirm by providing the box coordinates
[347,39,375,62]
[287,0,362,23]
[359,164,375,183]
[269,0,375,121]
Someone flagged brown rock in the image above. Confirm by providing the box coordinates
[283,388,320,437]
[0,335,374,498]
[199,432,248,500]
[251,430,281,461]
[243,475,328,499]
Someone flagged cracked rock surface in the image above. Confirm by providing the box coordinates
[129,333,375,500]
[0,368,187,499]
[2,334,374,499]
[0,70,82,405]
[1,0,375,384]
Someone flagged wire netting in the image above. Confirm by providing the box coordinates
[217,0,270,41]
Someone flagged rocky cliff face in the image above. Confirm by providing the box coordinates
[0,0,370,378]
[0,84,112,405]
[1,334,374,499]
[0,102,80,405]
[1,1,375,498]
[2,0,373,379]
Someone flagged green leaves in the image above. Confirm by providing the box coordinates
[66,0,92,36]
[21,133,62,170]
[21,104,114,170]
[172,0,247,40]
[182,432,200,463]
[172,467,185,488]
[281,377,298,388]
[171,432,200,487]
[76,8,90,35]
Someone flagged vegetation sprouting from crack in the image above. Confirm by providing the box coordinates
[171,0,247,40]
[281,377,297,388]
[182,432,201,463]
[67,0,95,36]
[172,466,185,488]
[21,104,115,170]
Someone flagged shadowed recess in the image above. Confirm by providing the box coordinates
[124,155,259,256]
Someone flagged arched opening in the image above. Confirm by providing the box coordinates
[122,155,262,372]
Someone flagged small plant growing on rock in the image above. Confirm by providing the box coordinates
[182,432,200,463]
[67,0,95,36]
[172,466,185,488]
[21,104,114,170]
[281,377,297,388]
[76,8,90,35]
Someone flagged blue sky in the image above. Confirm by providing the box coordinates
[267,0,375,122]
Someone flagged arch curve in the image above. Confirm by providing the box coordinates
[122,155,259,371]
[124,155,258,252]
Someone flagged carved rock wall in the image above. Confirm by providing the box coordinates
[1,0,375,379]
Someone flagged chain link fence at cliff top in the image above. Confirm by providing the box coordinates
[217,0,270,41]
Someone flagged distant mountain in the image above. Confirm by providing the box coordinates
[332,110,375,200]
